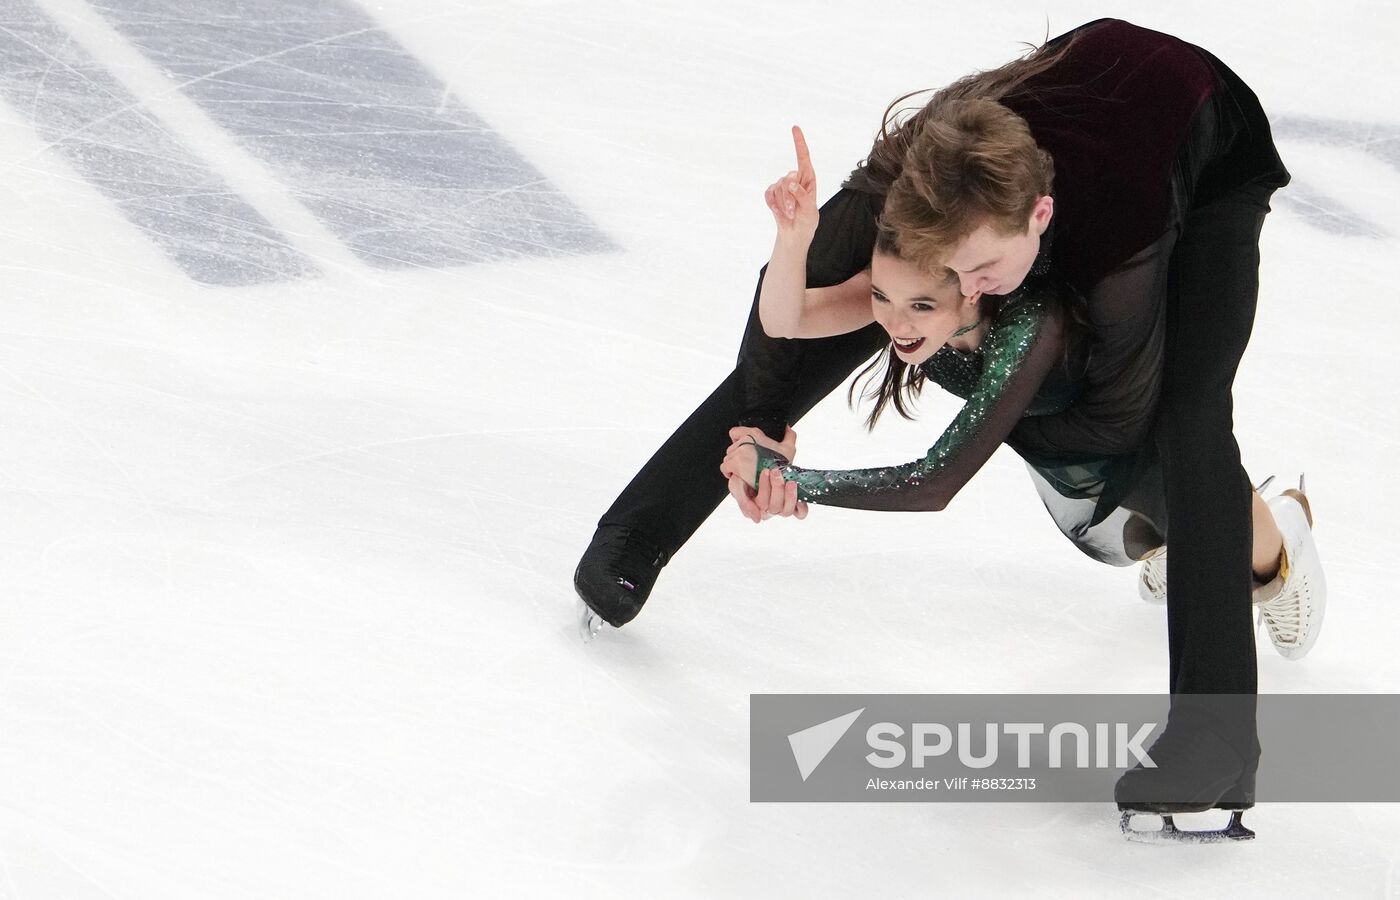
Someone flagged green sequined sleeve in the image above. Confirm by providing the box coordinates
[755,297,1066,512]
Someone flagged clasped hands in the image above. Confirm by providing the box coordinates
[719,426,808,524]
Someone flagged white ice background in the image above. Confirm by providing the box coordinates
[0,0,1397,897]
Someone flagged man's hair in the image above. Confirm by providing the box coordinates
[850,32,1073,267]
[881,98,1053,265]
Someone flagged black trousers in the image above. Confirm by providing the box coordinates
[595,188,884,555]
[1159,184,1276,701]
[1025,181,1276,702]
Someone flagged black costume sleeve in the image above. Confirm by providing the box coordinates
[1006,232,1172,461]
[754,297,1066,511]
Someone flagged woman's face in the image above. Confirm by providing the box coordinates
[869,251,981,366]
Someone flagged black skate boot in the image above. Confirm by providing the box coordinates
[1115,714,1258,843]
[573,526,670,636]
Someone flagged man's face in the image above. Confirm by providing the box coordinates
[943,195,1054,297]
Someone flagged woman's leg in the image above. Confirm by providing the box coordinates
[1251,491,1284,581]
[593,194,886,555]
[576,188,886,626]
[1025,463,1164,568]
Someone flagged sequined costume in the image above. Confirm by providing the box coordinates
[751,279,1087,513]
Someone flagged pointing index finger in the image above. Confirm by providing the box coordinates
[791,125,815,186]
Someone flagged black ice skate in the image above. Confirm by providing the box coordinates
[573,525,669,639]
[1115,715,1258,844]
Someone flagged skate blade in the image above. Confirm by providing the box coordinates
[1119,810,1255,844]
[577,597,608,642]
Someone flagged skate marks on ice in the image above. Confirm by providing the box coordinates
[1273,116,1400,173]
[1271,181,1383,239]
[89,0,615,270]
[0,0,313,286]
[0,0,612,284]
[1271,115,1400,239]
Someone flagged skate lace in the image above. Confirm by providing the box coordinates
[1256,574,1308,646]
[1255,484,1316,652]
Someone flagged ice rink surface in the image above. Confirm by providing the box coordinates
[0,0,1396,896]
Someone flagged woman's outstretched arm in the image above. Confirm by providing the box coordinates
[727,296,1066,512]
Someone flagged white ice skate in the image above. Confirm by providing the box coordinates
[1137,546,1168,604]
[1252,476,1326,660]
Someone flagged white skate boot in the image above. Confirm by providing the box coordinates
[1137,546,1168,604]
[1252,476,1326,660]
